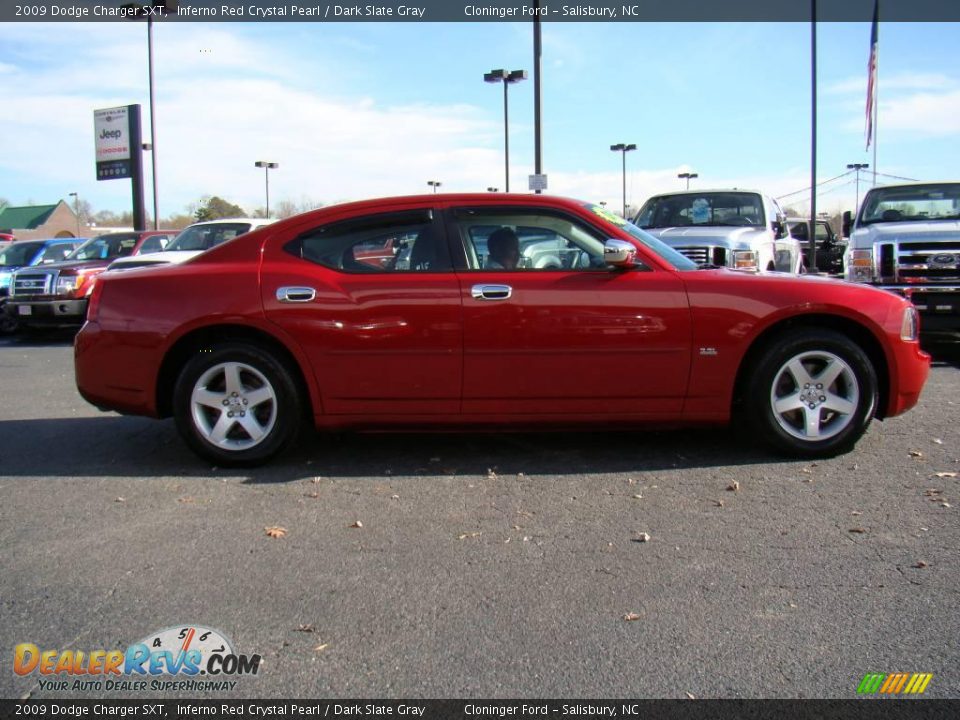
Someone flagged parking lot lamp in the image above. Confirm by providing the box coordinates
[678,171,699,190]
[846,163,869,213]
[484,69,527,192]
[254,161,279,218]
[427,180,442,193]
[68,192,80,237]
[610,143,636,217]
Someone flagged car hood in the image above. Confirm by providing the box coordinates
[30,259,111,272]
[644,226,769,249]
[852,220,960,245]
[108,250,203,270]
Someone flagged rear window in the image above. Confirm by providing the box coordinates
[167,224,252,252]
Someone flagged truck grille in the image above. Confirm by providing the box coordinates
[11,270,55,297]
[676,246,728,267]
[895,239,960,283]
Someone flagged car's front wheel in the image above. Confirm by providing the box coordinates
[745,329,878,457]
[173,342,303,466]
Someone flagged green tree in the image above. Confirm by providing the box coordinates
[194,196,246,221]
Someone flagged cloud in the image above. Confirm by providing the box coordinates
[826,72,957,96]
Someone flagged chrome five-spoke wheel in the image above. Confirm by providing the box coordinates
[770,351,859,441]
[173,342,303,466]
[745,328,878,458]
[190,361,277,451]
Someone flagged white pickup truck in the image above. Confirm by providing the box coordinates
[633,189,802,273]
[843,182,960,341]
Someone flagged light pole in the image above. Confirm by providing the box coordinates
[68,192,80,237]
[484,68,527,192]
[678,171,699,190]
[487,187,499,193]
[427,180,442,193]
[254,161,279,218]
[610,143,636,218]
[847,163,869,213]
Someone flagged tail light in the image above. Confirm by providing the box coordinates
[86,280,104,322]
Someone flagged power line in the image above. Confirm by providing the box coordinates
[874,171,920,182]
[776,169,855,201]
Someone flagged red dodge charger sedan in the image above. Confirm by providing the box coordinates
[75,194,930,466]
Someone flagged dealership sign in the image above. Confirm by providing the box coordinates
[94,105,134,180]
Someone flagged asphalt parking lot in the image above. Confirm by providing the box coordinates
[1,331,958,700]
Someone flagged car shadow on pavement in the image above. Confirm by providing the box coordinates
[925,341,960,369]
[0,413,786,482]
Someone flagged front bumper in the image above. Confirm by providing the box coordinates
[5,297,88,326]
[878,286,960,341]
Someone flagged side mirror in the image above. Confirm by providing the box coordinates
[771,220,785,239]
[842,211,852,238]
[603,239,637,268]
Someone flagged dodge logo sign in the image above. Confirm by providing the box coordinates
[930,253,957,266]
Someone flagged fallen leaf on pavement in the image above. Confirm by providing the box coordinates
[633,494,644,500]
[909,450,923,458]
[457,532,481,540]
[727,481,740,492]
[851,511,862,516]
[686,692,696,700]
[633,532,652,543]
[932,472,957,479]
[913,561,929,569]
[849,527,867,534]
[350,521,363,529]
[265,526,288,539]
[313,643,329,652]
[115,497,126,503]
[296,624,315,633]
[304,492,320,499]
[623,612,641,621]
[713,500,724,507]
[940,502,952,508]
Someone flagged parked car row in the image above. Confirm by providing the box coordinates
[1,218,275,333]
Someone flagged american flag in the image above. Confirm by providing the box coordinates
[865,0,879,150]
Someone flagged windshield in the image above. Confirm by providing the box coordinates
[635,192,765,229]
[67,234,138,261]
[167,223,251,252]
[858,183,960,225]
[585,204,698,271]
[0,242,44,267]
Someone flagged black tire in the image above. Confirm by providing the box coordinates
[743,328,878,458]
[172,342,303,467]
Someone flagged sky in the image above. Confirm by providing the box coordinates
[1,15,958,221]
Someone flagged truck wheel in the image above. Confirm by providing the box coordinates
[744,329,877,458]
[0,310,19,335]
[173,342,302,466]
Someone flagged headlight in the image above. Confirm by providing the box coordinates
[900,305,919,342]
[56,275,80,294]
[0,272,10,289]
[732,250,758,271]
[847,249,874,282]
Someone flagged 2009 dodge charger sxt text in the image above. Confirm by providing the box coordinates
[75,194,930,466]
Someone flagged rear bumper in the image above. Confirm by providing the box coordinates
[5,297,88,326]
[74,321,158,416]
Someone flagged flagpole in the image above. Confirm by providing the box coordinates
[872,3,879,186]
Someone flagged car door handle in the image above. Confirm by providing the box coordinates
[276,286,316,303]
[471,284,512,300]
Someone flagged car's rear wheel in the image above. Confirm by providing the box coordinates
[173,342,302,466]
[744,329,878,457]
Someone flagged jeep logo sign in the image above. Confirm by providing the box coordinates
[94,106,131,162]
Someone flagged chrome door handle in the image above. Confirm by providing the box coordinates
[276,286,316,303]
[471,284,512,300]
